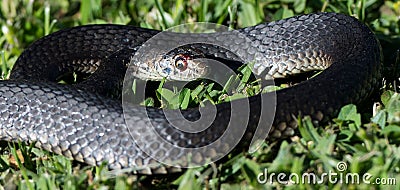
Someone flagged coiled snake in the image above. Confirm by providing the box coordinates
[0,13,382,174]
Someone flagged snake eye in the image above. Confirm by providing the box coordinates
[174,55,188,71]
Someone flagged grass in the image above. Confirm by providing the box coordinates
[1,0,400,189]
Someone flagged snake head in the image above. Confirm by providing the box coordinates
[131,47,208,81]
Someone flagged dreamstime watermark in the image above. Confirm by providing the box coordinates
[257,161,397,185]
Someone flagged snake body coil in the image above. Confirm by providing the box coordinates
[0,13,381,174]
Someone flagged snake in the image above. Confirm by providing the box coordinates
[0,12,382,174]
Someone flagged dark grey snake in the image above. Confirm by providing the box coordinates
[0,12,382,174]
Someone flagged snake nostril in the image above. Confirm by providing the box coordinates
[162,67,172,75]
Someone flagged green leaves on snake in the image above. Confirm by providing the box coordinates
[137,62,265,109]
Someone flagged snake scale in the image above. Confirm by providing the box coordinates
[0,12,382,174]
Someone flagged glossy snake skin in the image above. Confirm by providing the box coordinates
[0,12,381,174]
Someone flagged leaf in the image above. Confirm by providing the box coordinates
[371,110,387,128]
[337,104,361,128]
[238,64,253,84]
[115,177,129,190]
[241,159,262,187]
[290,156,305,175]
[173,169,201,190]
[131,79,137,94]
[223,74,238,93]
[191,84,204,98]
[273,7,294,20]
[294,0,306,13]
[386,92,400,124]
[157,88,179,109]
[298,116,321,142]
[208,89,220,98]
[224,93,247,102]
[141,97,154,107]
[381,91,395,107]
[179,88,191,109]
[237,0,262,27]
[262,85,283,93]
[313,133,336,155]
[230,156,246,177]
[268,141,293,171]
[381,124,400,135]
[155,78,167,101]
[337,130,354,142]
